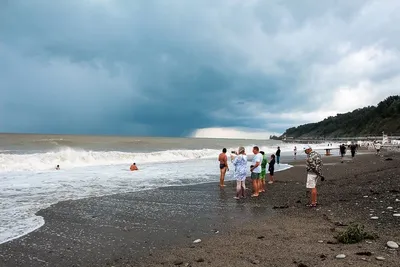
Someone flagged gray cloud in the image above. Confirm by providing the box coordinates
[1,0,400,137]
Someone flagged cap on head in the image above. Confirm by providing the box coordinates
[303,145,312,151]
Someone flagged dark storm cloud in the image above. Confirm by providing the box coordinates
[1,0,400,137]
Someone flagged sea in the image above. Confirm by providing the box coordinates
[0,133,330,245]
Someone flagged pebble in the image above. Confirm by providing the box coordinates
[336,254,346,259]
[370,216,379,220]
[363,196,369,198]
[376,256,385,261]
[318,240,324,243]
[173,260,184,265]
[387,207,393,210]
[387,241,399,249]
[193,239,201,243]
[393,214,400,217]
[366,241,372,244]
[396,199,400,202]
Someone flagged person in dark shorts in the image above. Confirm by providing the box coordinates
[276,147,281,164]
[218,148,229,187]
[268,154,276,184]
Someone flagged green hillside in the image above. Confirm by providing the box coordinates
[282,95,400,138]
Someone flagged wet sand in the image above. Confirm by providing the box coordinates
[1,151,400,267]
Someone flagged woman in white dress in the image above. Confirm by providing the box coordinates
[231,146,247,199]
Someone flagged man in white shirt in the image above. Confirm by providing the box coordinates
[250,146,262,197]
[374,142,382,155]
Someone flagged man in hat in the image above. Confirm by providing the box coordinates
[304,145,323,207]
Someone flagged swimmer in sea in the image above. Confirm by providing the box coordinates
[130,163,138,171]
[218,148,229,187]
[55,165,60,170]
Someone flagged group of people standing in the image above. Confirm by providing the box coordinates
[218,145,324,207]
[218,146,283,199]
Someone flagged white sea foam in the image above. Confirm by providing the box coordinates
[0,143,336,172]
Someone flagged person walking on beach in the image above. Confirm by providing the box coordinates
[304,145,323,208]
[250,146,262,197]
[339,144,346,163]
[374,142,382,156]
[294,146,297,159]
[218,148,229,187]
[231,146,247,199]
[350,142,357,159]
[268,154,276,184]
[259,151,268,192]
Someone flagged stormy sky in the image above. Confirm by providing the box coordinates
[1,0,400,139]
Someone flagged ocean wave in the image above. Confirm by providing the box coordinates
[0,143,334,172]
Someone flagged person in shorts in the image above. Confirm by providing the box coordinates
[304,145,323,207]
[259,151,268,193]
[250,146,262,197]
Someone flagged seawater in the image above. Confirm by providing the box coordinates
[0,134,333,244]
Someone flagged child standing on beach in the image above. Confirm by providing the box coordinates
[259,151,268,193]
[231,146,247,199]
[268,154,276,184]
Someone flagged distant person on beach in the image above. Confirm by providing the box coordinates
[294,146,297,159]
[304,145,323,208]
[339,144,346,162]
[218,148,229,187]
[268,154,276,184]
[259,151,267,192]
[231,146,247,199]
[374,142,382,155]
[250,146,262,197]
[130,163,138,171]
[276,147,281,164]
[55,165,60,170]
[350,143,357,158]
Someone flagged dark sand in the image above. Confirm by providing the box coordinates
[1,151,400,267]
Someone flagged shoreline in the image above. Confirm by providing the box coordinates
[1,151,399,266]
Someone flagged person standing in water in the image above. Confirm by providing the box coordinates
[304,145,323,208]
[268,154,275,184]
[250,146,262,197]
[294,146,297,159]
[259,151,268,193]
[130,163,138,171]
[218,148,229,187]
[231,146,247,199]
[55,165,60,170]
[276,146,281,164]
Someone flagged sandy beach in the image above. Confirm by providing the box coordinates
[1,150,399,267]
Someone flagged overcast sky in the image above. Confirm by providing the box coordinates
[1,0,400,139]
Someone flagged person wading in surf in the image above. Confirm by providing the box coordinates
[218,148,229,187]
[130,163,138,171]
